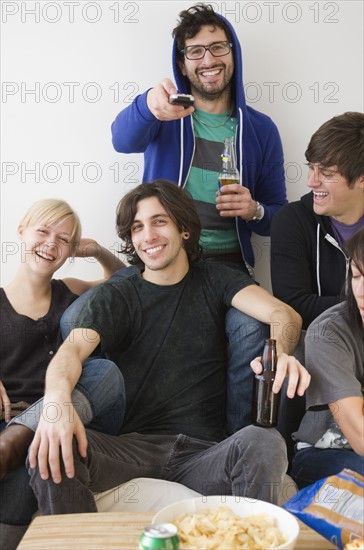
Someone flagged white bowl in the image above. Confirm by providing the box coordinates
[152,495,299,549]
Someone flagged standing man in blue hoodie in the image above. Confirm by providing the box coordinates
[111,4,287,433]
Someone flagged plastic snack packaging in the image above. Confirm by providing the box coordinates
[283,469,364,549]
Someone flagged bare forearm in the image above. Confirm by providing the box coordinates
[330,397,364,455]
[231,286,303,356]
[28,329,99,482]
[44,328,99,398]
[270,305,302,356]
[74,239,126,280]
[44,343,82,399]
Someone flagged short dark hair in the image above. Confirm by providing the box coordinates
[172,3,232,63]
[344,228,364,331]
[116,179,202,266]
[305,112,364,187]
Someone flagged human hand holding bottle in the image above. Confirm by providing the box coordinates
[252,339,280,427]
[251,351,310,400]
[216,186,259,220]
[216,136,259,220]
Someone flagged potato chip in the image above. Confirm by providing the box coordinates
[172,506,286,549]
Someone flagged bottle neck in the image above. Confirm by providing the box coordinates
[221,138,238,176]
[261,338,277,372]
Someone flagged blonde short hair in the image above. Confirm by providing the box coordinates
[19,198,82,254]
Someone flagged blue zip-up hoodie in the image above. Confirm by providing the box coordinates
[111,13,287,269]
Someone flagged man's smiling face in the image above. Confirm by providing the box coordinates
[131,196,189,284]
[179,25,234,101]
[307,163,364,224]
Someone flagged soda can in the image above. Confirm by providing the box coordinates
[139,523,180,549]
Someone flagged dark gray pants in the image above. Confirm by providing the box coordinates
[28,426,288,514]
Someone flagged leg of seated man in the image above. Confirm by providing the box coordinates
[0,360,125,545]
[169,426,288,504]
[28,432,181,515]
[60,286,97,340]
[74,358,125,435]
[1,359,125,479]
[9,358,125,435]
[291,447,364,489]
[225,309,269,434]
[28,427,288,514]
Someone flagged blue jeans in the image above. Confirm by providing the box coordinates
[62,267,269,436]
[2,353,125,526]
[28,426,288,513]
[291,446,364,489]
[225,308,269,434]
[10,358,125,435]
[213,261,269,434]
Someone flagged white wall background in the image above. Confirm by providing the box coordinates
[1,0,363,290]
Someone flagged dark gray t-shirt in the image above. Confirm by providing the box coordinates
[75,261,255,442]
[293,302,364,449]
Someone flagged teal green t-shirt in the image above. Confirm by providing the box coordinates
[186,109,240,254]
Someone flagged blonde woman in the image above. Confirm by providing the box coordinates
[0,198,126,547]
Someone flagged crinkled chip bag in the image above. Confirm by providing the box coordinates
[283,469,364,549]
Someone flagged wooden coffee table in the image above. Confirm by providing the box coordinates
[18,511,337,549]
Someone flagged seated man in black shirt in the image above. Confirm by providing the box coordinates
[26,180,309,514]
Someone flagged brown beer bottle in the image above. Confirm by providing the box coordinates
[252,338,281,427]
[218,137,239,192]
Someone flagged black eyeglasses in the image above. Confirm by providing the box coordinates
[180,41,233,60]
